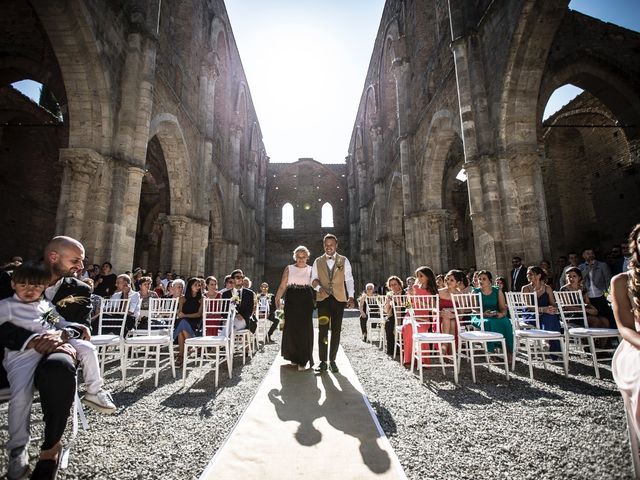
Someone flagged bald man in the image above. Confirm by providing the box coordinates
[0,236,92,479]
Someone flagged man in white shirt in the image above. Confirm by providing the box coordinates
[311,234,355,373]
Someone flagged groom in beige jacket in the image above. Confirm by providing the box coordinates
[311,234,355,373]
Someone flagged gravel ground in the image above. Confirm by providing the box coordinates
[1,317,635,479]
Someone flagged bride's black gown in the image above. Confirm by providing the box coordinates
[281,285,315,367]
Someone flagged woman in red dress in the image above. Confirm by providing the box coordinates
[402,266,438,366]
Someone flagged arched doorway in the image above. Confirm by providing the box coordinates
[442,138,475,270]
[541,86,640,256]
[133,136,171,272]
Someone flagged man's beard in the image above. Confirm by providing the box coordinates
[51,261,75,278]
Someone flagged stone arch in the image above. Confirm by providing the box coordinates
[499,1,568,151]
[420,110,460,210]
[148,113,192,216]
[30,0,113,152]
[213,25,232,140]
[538,60,640,142]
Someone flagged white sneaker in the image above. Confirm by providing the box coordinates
[7,445,29,480]
[82,389,116,414]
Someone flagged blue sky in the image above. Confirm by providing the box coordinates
[13,1,639,163]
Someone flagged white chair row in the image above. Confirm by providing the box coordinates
[364,295,386,349]
[386,291,620,384]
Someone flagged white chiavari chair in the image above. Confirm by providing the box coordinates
[121,297,179,387]
[183,298,235,388]
[505,292,567,379]
[554,290,620,379]
[365,295,385,349]
[391,295,409,361]
[90,298,130,375]
[452,292,509,383]
[408,295,457,383]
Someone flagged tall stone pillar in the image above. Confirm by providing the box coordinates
[167,215,187,275]
[55,148,103,241]
[392,59,415,216]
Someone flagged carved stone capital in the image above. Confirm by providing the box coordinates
[59,148,104,176]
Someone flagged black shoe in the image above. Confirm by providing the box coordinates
[30,459,59,480]
[315,361,327,373]
[329,361,339,373]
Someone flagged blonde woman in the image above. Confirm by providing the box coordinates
[275,246,314,371]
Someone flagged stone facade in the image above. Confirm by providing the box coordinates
[0,0,268,279]
[347,0,640,286]
[264,159,348,288]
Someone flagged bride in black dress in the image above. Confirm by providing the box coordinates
[275,246,315,371]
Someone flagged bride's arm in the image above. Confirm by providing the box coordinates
[611,273,640,349]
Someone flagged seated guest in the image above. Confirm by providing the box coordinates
[435,274,445,290]
[94,261,117,298]
[257,282,278,342]
[383,276,404,356]
[221,269,257,334]
[358,283,377,342]
[472,270,513,360]
[439,270,466,353]
[402,266,438,366]
[109,274,141,335]
[580,248,615,327]
[243,276,253,290]
[137,276,159,330]
[173,278,203,367]
[495,276,509,293]
[165,278,184,299]
[153,273,165,297]
[540,260,555,287]
[216,275,234,297]
[560,267,610,329]
[0,236,98,479]
[522,266,561,353]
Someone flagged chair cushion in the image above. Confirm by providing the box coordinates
[185,336,227,346]
[124,335,170,345]
[568,327,619,337]
[460,331,504,341]
[414,333,455,342]
[516,329,563,338]
[91,334,119,346]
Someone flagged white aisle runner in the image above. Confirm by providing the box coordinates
[199,332,406,480]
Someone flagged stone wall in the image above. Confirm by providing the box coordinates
[347,0,640,284]
[264,159,348,288]
[0,0,268,278]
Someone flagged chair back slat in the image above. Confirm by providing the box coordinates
[452,292,483,331]
[202,298,235,338]
[407,295,440,334]
[391,295,409,327]
[143,297,179,335]
[505,292,539,330]
[554,290,588,328]
[97,298,130,337]
[365,296,385,321]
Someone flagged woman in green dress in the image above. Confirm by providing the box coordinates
[472,270,514,359]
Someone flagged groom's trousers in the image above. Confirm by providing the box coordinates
[317,295,346,362]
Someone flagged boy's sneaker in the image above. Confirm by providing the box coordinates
[7,445,29,480]
[82,390,116,414]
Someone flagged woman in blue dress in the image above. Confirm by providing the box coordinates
[472,270,514,359]
[522,266,562,354]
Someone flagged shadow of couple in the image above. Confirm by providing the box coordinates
[268,365,392,474]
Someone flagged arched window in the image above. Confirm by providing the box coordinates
[321,202,334,228]
[282,202,294,229]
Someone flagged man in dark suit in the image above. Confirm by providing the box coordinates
[221,269,256,333]
[0,236,91,479]
[510,256,528,292]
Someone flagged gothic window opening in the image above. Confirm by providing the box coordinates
[321,202,334,228]
[282,202,294,229]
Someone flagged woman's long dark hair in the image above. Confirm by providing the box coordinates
[185,277,202,300]
[415,266,437,295]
